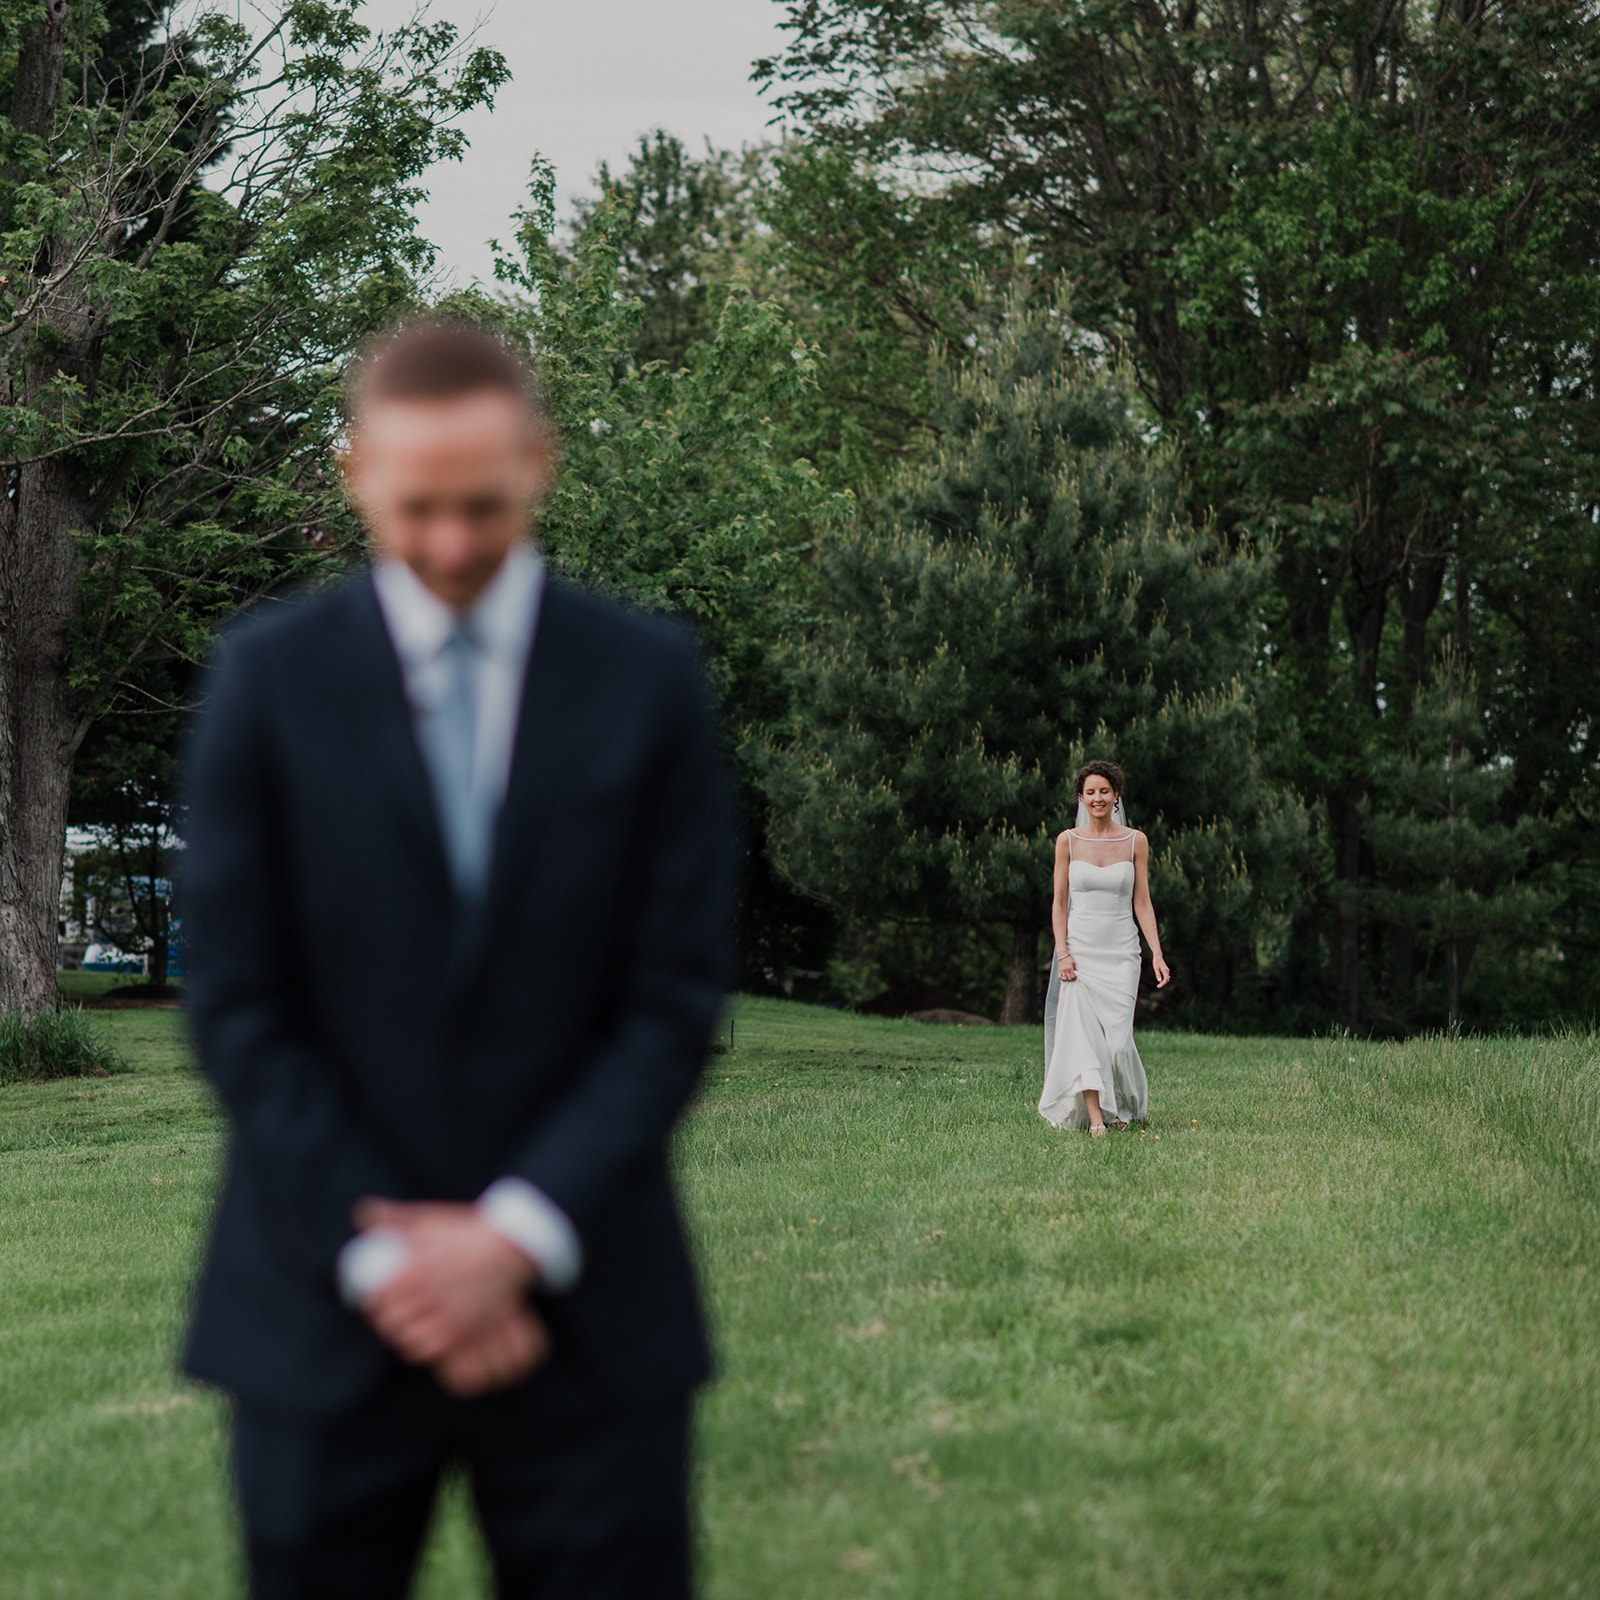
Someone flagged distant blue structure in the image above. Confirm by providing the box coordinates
[70,874,185,979]
[82,945,144,973]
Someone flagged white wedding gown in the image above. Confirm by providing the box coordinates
[1039,838,1149,1129]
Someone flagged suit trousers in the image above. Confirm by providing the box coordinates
[233,1362,692,1600]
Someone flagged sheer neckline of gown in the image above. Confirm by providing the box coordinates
[1067,828,1136,864]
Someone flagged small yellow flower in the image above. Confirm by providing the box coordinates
[1154,1135,1161,1140]
[809,1218,819,1225]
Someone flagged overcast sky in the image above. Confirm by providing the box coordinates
[353,0,793,287]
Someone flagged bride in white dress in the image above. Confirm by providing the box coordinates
[1039,761,1171,1135]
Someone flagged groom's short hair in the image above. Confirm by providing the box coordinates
[348,320,552,433]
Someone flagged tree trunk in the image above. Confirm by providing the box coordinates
[1329,789,1362,1031]
[149,919,169,989]
[999,919,1040,1027]
[0,450,87,1016]
[1445,933,1479,1031]
[145,869,171,988]
[0,4,93,1018]
[1391,909,1415,1011]
[7,3,69,146]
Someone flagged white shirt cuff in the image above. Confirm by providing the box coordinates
[336,1226,412,1309]
[478,1177,583,1293]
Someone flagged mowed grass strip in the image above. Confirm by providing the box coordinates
[687,1001,1600,1600]
[1,997,1596,1598]
[0,1006,235,1600]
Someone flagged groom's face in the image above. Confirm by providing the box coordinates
[346,388,556,610]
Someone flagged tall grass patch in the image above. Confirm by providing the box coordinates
[0,1005,125,1085]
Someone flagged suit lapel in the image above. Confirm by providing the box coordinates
[492,582,574,895]
[442,580,576,993]
[340,576,456,910]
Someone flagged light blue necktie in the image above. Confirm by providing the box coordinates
[421,619,492,898]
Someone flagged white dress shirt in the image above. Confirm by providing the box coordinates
[337,542,583,1307]
[372,539,545,810]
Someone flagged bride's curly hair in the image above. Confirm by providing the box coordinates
[1073,759,1124,798]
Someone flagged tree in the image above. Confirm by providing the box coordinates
[1470,486,1600,1027]
[0,0,507,1015]
[759,0,1600,1027]
[563,130,996,499]
[754,283,1285,1024]
[755,140,999,495]
[567,131,769,372]
[66,653,185,986]
[483,159,848,730]
[1362,658,1554,1030]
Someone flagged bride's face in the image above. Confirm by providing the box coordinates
[1080,775,1118,822]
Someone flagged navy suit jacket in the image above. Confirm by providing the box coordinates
[180,569,735,1418]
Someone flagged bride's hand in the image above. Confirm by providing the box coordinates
[1152,955,1171,989]
[1057,952,1077,983]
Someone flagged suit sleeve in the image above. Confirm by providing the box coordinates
[499,640,738,1236]
[182,627,409,1283]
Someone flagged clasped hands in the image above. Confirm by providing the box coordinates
[352,1197,550,1398]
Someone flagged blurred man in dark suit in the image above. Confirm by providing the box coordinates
[181,322,735,1598]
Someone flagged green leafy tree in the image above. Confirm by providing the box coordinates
[0,0,506,1015]
[555,138,884,987]
[755,284,1289,1024]
[756,140,998,495]
[563,130,994,500]
[484,160,848,729]
[760,0,1600,1029]
[566,131,771,372]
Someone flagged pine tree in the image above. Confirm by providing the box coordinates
[755,284,1291,1024]
[1362,659,1554,1031]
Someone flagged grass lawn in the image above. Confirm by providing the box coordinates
[55,972,174,1003]
[1,996,1597,1597]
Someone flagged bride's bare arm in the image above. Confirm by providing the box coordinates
[1132,833,1171,988]
[1052,833,1076,981]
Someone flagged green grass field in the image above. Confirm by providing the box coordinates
[2,997,1597,1597]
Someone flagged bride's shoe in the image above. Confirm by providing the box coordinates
[1090,1123,1108,1138]
[1109,1121,1128,1132]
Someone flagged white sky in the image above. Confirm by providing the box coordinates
[353,0,793,287]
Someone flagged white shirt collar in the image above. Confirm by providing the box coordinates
[372,541,543,671]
